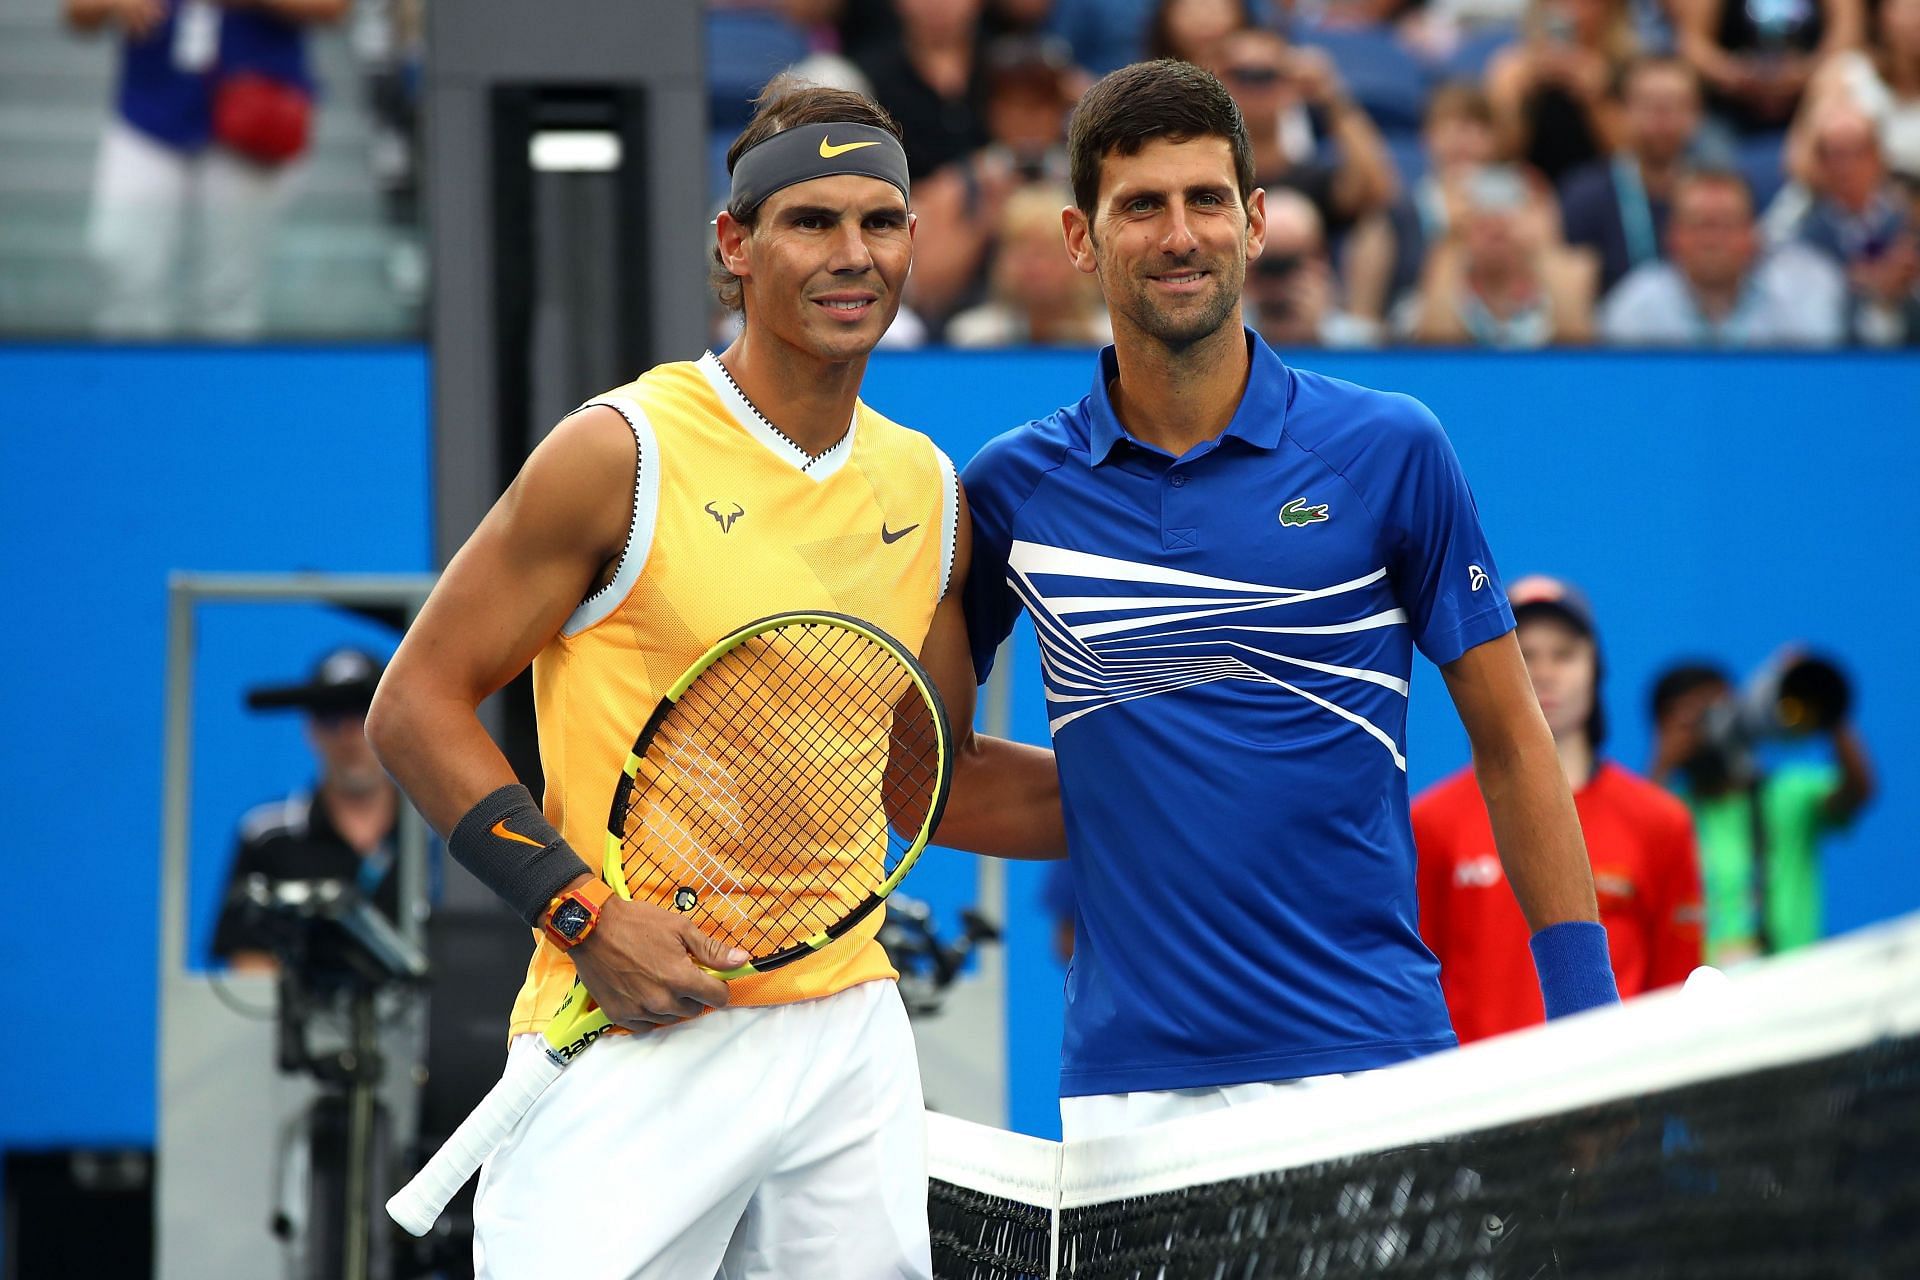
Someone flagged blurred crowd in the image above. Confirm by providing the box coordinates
[717,0,1920,347]
[57,0,1919,345]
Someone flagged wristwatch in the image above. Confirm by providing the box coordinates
[542,879,616,951]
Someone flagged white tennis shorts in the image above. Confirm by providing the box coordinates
[1060,1071,1372,1143]
[472,979,930,1279]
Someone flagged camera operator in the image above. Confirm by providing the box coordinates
[212,648,403,971]
[1649,654,1876,965]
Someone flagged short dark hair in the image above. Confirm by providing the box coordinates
[1424,80,1493,131]
[1650,661,1731,724]
[1619,53,1699,100]
[1674,164,1754,215]
[709,74,904,312]
[1067,60,1256,216]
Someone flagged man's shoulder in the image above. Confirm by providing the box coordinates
[853,400,952,477]
[1557,161,1616,221]
[1283,366,1446,475]
[1608,260,1685,304]
[565,360,714,447]
[961,402,1089,501]
[1601,262,1687,338]
[1592,762,1694,831]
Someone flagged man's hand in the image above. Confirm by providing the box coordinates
[570,897,748,1029]
[115,0,163,36]
[65,0,163,37]
[1285,47,1347,111]
[1650,686,1716,782]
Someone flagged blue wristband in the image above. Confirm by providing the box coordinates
[1529,920,1620,1019]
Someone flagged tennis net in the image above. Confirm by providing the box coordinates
[929,912,1920,1279]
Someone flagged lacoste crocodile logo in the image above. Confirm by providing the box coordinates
[1279,497,1329,527]
[705,501,745,532]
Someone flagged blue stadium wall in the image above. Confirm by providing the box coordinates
[1,345,1914,1159]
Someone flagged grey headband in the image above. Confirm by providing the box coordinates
[728,122,911,215]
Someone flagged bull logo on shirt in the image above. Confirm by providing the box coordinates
[705,501,746,533]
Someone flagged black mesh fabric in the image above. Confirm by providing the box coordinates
[931,1180,1053,1280]
[932,1035,1920,1280]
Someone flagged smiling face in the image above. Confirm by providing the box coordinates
[1064,134,1263,351]
[718,173,914,364]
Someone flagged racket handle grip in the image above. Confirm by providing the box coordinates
[386,1048,565,1236]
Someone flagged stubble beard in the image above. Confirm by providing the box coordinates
[1105,253,1246,353]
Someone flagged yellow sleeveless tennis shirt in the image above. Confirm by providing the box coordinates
[505,352,958,1037]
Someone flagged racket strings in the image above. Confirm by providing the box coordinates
[617,622,942,958]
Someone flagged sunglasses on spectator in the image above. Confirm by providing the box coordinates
[1226,65,1286,87]
[1255,253,1306,277]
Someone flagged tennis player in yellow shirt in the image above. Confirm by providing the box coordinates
[368,76,1061,1279]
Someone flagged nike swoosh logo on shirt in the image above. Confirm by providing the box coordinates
[881,522,920,544]
[491,819,545,850]
[819,136,880,158]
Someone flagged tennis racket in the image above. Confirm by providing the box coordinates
[386,611,954,1236]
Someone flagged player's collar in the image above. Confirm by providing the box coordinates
[698,350,858,481]
[1085,327,1291,466]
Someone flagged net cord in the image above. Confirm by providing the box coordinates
[927,910,1920,1241]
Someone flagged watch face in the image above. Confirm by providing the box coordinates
[551,900,592,941]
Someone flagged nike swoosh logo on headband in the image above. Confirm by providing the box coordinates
[491,819,546,850]
[819,136,880,158]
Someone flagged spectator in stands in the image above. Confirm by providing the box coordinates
[1146,0,1259,63]
[858,0,1004,324]
[213,649,403,970]
[948,183,1114,346]
[784,0,1051,68]
[1487,0,1637,186]
[1779,100,1920,342]
[1602,167,1845,342]
[1045,0,1270,76]
[1786,102,1910,259]
[1404,163,1597,344]
[1649,658,1875,965]
[1783,0,1920,185]
[1349,81,1500,322]
[1673,0,1863,134]
[980,34,1081,187]
[1415,577,1703,1045]
[1561,56,1707,294]
[65,0,350,338]
[1244,188,1382,345]
[854,0,990,180]
[1208,27,1399,236]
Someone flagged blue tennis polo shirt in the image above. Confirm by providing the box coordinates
[963,330,1515,1097]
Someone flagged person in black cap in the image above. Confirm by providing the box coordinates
[1413,575,1706,1043]
[211,647,401,970]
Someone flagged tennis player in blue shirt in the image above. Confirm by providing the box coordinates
[962,59,1621,1141]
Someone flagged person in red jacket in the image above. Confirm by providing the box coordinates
[1414,575,1704,1044]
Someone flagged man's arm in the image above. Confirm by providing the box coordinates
[1442,633,1599,930]
[1442,632,1617,1018]
[916,489,1065,860]
[366,408,743,1028]
[1822,721,1875,825]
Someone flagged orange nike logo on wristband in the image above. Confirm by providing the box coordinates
[491,819,546,849]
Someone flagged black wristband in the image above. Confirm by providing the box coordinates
[448,784,594,927]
